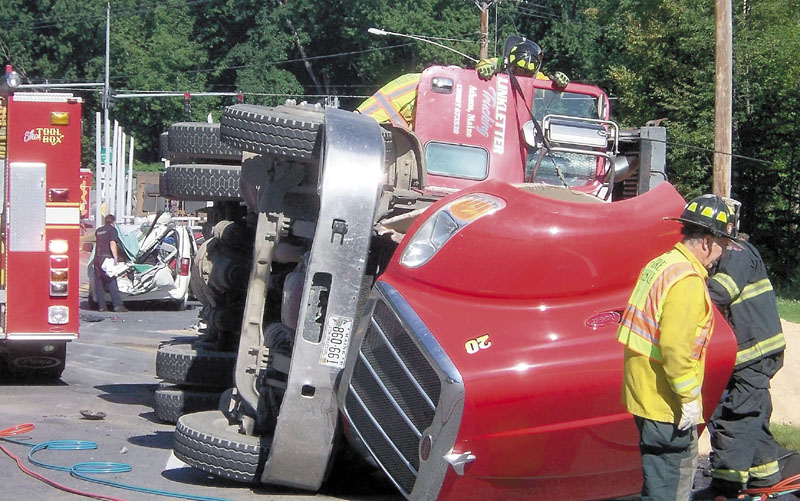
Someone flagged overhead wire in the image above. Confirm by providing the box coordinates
[0,0,216,30]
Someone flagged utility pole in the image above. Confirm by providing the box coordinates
[96,1,110,226]
[713,0,733,198]
[479,2,489,60]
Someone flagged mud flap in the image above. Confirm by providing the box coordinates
[258,108,385,489]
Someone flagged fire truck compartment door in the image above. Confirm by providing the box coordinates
[8,162,46,252]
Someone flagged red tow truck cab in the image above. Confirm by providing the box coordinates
[413,66,613,197]
[0,88,83,378]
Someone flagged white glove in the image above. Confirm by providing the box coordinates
[678,399,701,431]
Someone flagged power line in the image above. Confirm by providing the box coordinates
[101,42,418,84]
[0,0,215,30]
[652,137,772,165]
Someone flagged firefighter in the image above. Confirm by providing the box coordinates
[93,214,127,312]
[702,232,786,497]
[356,37,567,129]
[355,73,420,129]
[475,37,570,87]
[617,194,737,501]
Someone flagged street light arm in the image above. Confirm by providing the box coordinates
[368,27,478,63]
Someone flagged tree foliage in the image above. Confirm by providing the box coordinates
[1,0,799,290]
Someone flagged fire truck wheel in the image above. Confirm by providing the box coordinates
[220,104,323,160]
[160,164,242,202]
[167,122,242,162]
[174,410,266,483]
[6,341,66,379]
[156,341,235,387]
[154,383,222,424]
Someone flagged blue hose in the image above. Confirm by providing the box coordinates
[14,438,232,501]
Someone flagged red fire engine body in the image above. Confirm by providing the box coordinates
[0,91,83,378]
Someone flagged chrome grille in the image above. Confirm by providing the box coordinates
[346,297,442,496]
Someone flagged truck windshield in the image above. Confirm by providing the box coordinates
[525,152,599,187]
[525,90,603,187]
[533,90,599,120]
[425,142,488,180]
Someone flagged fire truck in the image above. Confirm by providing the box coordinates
[0,66,83,378]
[158,42,737,499]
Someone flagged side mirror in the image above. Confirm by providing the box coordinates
[522,121,539,148]
[82,242,94,253]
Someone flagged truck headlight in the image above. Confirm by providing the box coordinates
[400,193,506,268]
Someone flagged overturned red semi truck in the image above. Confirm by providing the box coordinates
[161,54,736,499]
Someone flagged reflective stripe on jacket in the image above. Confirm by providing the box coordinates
[708,240,785,367]
[356,73,420,129]
[618,242,714,423]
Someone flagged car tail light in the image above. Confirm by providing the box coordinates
[50,250,68,297]
[180,257,190,276]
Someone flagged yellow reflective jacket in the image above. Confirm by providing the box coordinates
[617,242,714,424]
[356,73,420,129]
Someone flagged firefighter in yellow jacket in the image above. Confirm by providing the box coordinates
[356,73,420,129]
[617,194,737,501]
[356,38,567,130]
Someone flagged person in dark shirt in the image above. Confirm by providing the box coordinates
[704,234,786,497]
[93,214,127,312]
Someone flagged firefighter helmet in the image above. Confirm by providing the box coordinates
[506,40,543,76]
[673,194,738,239]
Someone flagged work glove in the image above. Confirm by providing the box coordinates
[549,71,570,88]
[677,399,701,431]
[476,58,498,80]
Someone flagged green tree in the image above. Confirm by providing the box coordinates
[731,0,800,288]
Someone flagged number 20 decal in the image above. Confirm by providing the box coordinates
[465,334,492,354]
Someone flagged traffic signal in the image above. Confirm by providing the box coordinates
[103,87,117,109]
[183,92,191,119]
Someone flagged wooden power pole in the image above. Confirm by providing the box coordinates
[479,2,489,60]
[714,0,733,197]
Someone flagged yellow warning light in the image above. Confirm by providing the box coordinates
[50,112,70,125]
[449,195,502,221]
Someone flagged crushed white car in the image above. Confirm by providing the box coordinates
[88,213,196,310]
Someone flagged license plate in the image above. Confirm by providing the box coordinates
[320,314,353,369]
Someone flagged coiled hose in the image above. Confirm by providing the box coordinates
[1,423,231,501]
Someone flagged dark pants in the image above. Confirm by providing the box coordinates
[635,416,698,501]
[93,265,123,310]
[710,354,784,488]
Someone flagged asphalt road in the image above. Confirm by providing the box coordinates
[0,252,399,501]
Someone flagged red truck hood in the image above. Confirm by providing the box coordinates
[375,180,736,499]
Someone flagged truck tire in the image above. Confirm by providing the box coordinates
[156,341,235,387]
[6,341,66,379]
[168,122,242,161]
[154,383,222,424]
[160,164,242,202]
[220,104,323,160]
[159,132,169,160]
[174,410,266,483]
